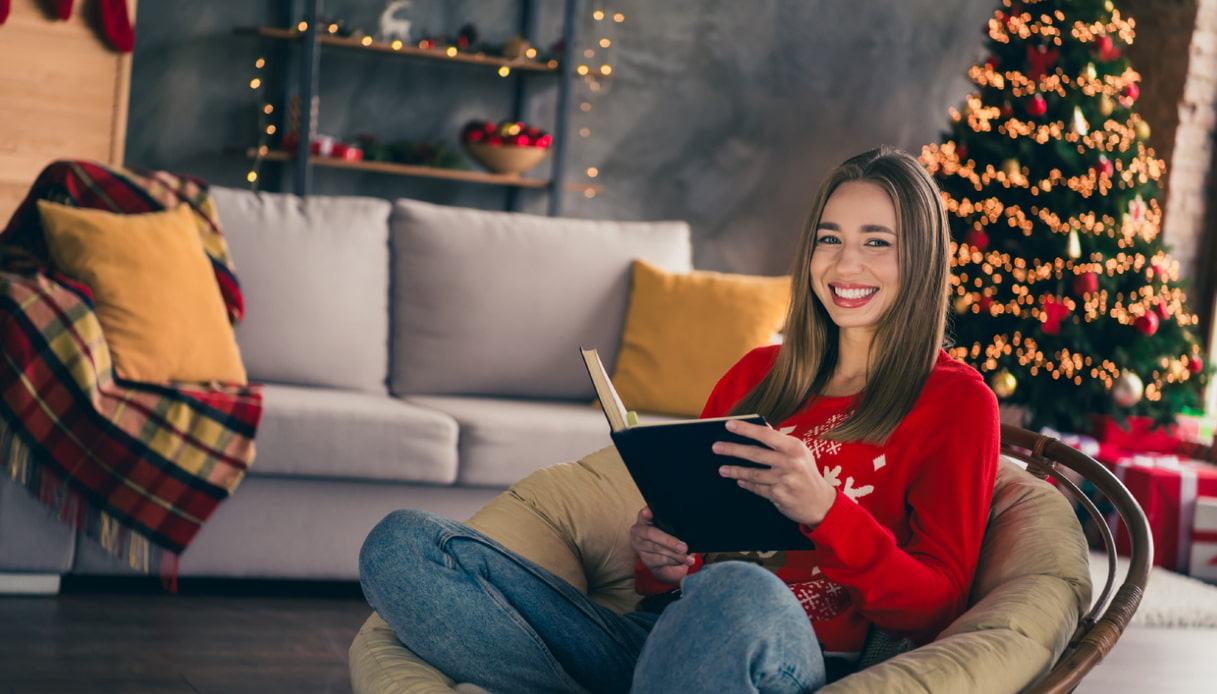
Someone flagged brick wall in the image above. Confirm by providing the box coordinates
[1121,0,1217,337]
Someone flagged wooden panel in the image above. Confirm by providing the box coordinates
[0,0,136,224]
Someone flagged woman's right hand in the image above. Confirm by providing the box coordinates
[630,506,696,584]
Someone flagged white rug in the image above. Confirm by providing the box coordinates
[1089,552,1217,628]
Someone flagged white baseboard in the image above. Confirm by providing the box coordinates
[0,573,61,595]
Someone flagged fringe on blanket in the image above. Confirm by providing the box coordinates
[1,418,180,590]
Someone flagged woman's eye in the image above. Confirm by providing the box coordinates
[815,235,841,245]
[866,238,891,247]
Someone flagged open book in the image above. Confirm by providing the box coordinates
[580,348,811,552]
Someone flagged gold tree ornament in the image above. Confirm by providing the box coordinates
[1113,370,1145,408]
[990,369,1018,399]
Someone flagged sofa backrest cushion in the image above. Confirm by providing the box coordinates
[211,187,392,393]
[389,198,692,399]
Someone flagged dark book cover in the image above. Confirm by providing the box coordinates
[611,416,813,552]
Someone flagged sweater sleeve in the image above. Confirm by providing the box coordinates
[807,375,1000,643]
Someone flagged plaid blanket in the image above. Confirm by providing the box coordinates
[0,160,263,582]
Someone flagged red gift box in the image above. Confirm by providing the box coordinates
[1109,455,1217,573]
[1190,497,1217,583]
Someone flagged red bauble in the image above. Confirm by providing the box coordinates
[1025,44,1059,81]
[965,229,990,251]
[1155,298,1170,320]
[1094,155,1114,179]
[1123,83,1140,101]
[978,295,993,312]
[1094,35,1113,54]
[957,145,968,161]
[1135,311,1160,336]
[1041,295,1071,335]
[1190,358,1204,374]
[1073,272,1099,295]
[1026,94,1047,117]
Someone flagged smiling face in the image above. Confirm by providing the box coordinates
[809,181,900,340]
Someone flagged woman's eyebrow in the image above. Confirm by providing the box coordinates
[816,222,839,230]
[862,224,895,234]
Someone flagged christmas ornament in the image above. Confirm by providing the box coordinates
[378,1,413,43]
[1094,34,1120,61]
[1135,120,1151,140]
[953,294,973,314]
[1190,356,1204,374]
[1026,94,1047,117]
[1128,194,1147,225]
[978,295,993,312]
[1120,83,1140,107]
[1025,45,1059,81]
[1112,370,1144,407]
[1001,158,1021,176]
[1155,298,1170,320]
[990,369,1018,399]
[1093,155,1114,179]
[1073,271,1099,295]
[1067,229,1082,258]
[1041,295,1070,335]
[965,228,989,251]
[1098,95,1114,116]
[1071,107,1089,136]
[1135,310,1160,336]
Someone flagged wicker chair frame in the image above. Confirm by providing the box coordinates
[1000,424,1153,694]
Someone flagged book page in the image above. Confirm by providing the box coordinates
[580,348,630,432]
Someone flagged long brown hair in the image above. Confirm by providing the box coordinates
[729,146,950,444]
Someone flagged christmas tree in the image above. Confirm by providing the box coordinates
[919,0,1208,434]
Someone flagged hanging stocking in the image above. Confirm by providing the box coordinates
[49,0,73,20]
[96,0,134,52]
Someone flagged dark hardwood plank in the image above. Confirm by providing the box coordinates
[0,581,374,694]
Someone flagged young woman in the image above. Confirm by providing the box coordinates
[359,146,1000,693]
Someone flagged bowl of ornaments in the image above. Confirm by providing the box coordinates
[461,119,553,175]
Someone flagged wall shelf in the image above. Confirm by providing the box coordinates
[235,26,560,72]
[236,0,587,216]
[241,149,601,194]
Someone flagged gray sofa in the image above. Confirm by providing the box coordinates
[0,190,692,586]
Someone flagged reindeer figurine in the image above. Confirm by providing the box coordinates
[378,0,413,43]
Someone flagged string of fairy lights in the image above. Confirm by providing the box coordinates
[241,3,623,198]
[921,0,1205,407]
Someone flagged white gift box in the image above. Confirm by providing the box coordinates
[1190,496,1217,583]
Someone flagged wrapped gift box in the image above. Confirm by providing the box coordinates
[1108,455,1217,573]
[1190,496,1217,583]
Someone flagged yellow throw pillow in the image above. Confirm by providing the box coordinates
[37,200,247,385]
[611,259,790,417]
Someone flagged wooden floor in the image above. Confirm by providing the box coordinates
[0,580,372,694]
[2,579,1216,693]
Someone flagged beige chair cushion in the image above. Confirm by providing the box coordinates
[350,450,1091,694]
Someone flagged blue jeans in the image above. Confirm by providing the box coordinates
[359,509,826,694]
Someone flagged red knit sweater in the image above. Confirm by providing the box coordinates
[635,346,999,656]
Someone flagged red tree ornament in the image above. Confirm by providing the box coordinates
[1094,155,1114,179]
[1041,295,1071,335]
[1135,311,1160,336]
[1073,272,1099,295]
[1025,45,1059,81]
[1155,298,1170,320]
[1121,82,1141,107]
[1026,94,1048,117]
[965,228,990,251]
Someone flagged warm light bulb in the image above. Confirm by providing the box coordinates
[361,36,373,46]
[600,39,611,48]
[249,78,262,89]
[600,65,612,75]
[577,65,590,75]
[391,40,403,50]
[263,104,274,114]
[446,47,458,56]
[587,167,599,178]
[613,13,625,22]
[255,58,266,69]
[593,10,605,20]
[297,21,308,32]
[498,66,511,77]
[266,125,277,135]
[247,171,258,183]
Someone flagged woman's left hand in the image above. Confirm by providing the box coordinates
[714,419,838,527]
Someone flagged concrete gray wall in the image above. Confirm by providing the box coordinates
[126,0,993,274]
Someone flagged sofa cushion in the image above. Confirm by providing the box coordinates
[211,187,392,393]
[38,200,246,385]
[251,383,459,484]
[388,198,692,399]
[405,395,680,487]
[611,259,790,417]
